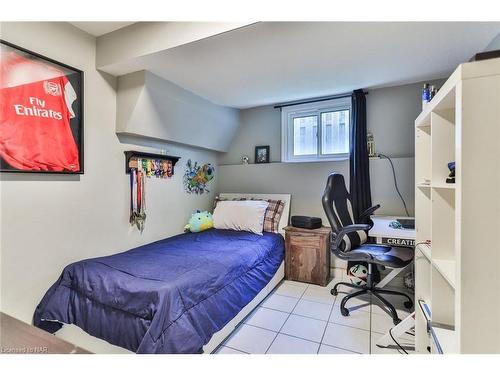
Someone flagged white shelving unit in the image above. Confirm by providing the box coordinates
[414,57,500,354]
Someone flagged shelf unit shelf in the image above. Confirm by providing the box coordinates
[432,183,455,190]
[431,326,459,354]
[432,259,456,289]
[417,183,455,189]
[416,243,432,261]
[415,57,500,354]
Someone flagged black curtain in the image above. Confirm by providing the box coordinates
[349,89,372,221]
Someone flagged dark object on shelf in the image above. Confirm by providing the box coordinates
[255,145,270,163]
[1,40,84,174]
[124,151,180,174]
[397,218,415,230]
[469,49,500,62]
[446,161,455,183]
[284,226,331,286]
[291,216,322,230]
[430,85,439,100]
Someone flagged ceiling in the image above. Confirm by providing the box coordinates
[140,22,500,108]
[71,22,135,36]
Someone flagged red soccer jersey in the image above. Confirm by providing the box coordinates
[0,52,80,172]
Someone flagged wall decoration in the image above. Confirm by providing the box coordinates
[125,152,180,232]
[255,145,270,164]
[0,40,84,174]
[183,159,215,194]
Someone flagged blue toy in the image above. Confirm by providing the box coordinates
[184,210,214,233]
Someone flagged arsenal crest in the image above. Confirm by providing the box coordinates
[43,80,62,96]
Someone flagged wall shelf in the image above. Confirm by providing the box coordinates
[415,57,500,354]
[124,151,181,174]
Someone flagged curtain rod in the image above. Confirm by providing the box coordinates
[273,91,369,109]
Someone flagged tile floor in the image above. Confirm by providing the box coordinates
[215,273,415,354]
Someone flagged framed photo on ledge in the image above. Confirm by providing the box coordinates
[255,145,270,164]
[0,40,84,174]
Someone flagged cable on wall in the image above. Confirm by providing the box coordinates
[378,153,410,217]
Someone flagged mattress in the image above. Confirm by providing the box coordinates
[33,229,284,354]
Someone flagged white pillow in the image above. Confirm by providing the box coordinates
[213,200,269,235]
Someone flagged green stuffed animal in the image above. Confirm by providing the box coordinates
[184,210,214,233]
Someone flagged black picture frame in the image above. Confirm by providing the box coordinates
[255,145,270,164]
[0,40,84,174]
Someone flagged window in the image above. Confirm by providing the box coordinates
[281,97,351,162]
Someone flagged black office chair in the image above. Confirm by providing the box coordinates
[322,173,414,324]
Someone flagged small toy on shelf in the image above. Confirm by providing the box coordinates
[446,162,455,183]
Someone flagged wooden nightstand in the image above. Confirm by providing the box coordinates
[284,226,331,286]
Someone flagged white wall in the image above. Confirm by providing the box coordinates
[116,71,240,152]
[0,22,218,323]
[96,22,252,75]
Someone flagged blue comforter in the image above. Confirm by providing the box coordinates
[33,229,284,353]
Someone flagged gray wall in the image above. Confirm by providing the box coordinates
[217,157,414,268]
[0,22,218,324]
[218,106,282,164]
[218,157,414,222]
[117,71,240,152]
[219,79,445,164]
[366,79,445,157]
[218,79,444,219]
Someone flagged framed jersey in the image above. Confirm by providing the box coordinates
[0,40,84,174]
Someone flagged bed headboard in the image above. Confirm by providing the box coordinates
[218,193,291,235]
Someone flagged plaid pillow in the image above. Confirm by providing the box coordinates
[261,199,285,233]
[214,196,285,233]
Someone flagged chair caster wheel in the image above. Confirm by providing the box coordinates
[340,307,349,317]
[404,300,413,309]
[331,289,338,296]
[393,318,401,325]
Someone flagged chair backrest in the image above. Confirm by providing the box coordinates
[322,173,367,251]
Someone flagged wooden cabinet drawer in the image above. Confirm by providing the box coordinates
[288,233,320,248]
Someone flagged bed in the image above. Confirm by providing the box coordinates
[33,193,290,354]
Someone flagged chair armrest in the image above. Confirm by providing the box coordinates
[358,204,381,222]
[332,224,370,255]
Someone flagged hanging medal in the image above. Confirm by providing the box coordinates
[167,160,173,178]
[154,159,160,178]
[162,160,168,178]
[129,167,137,224]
